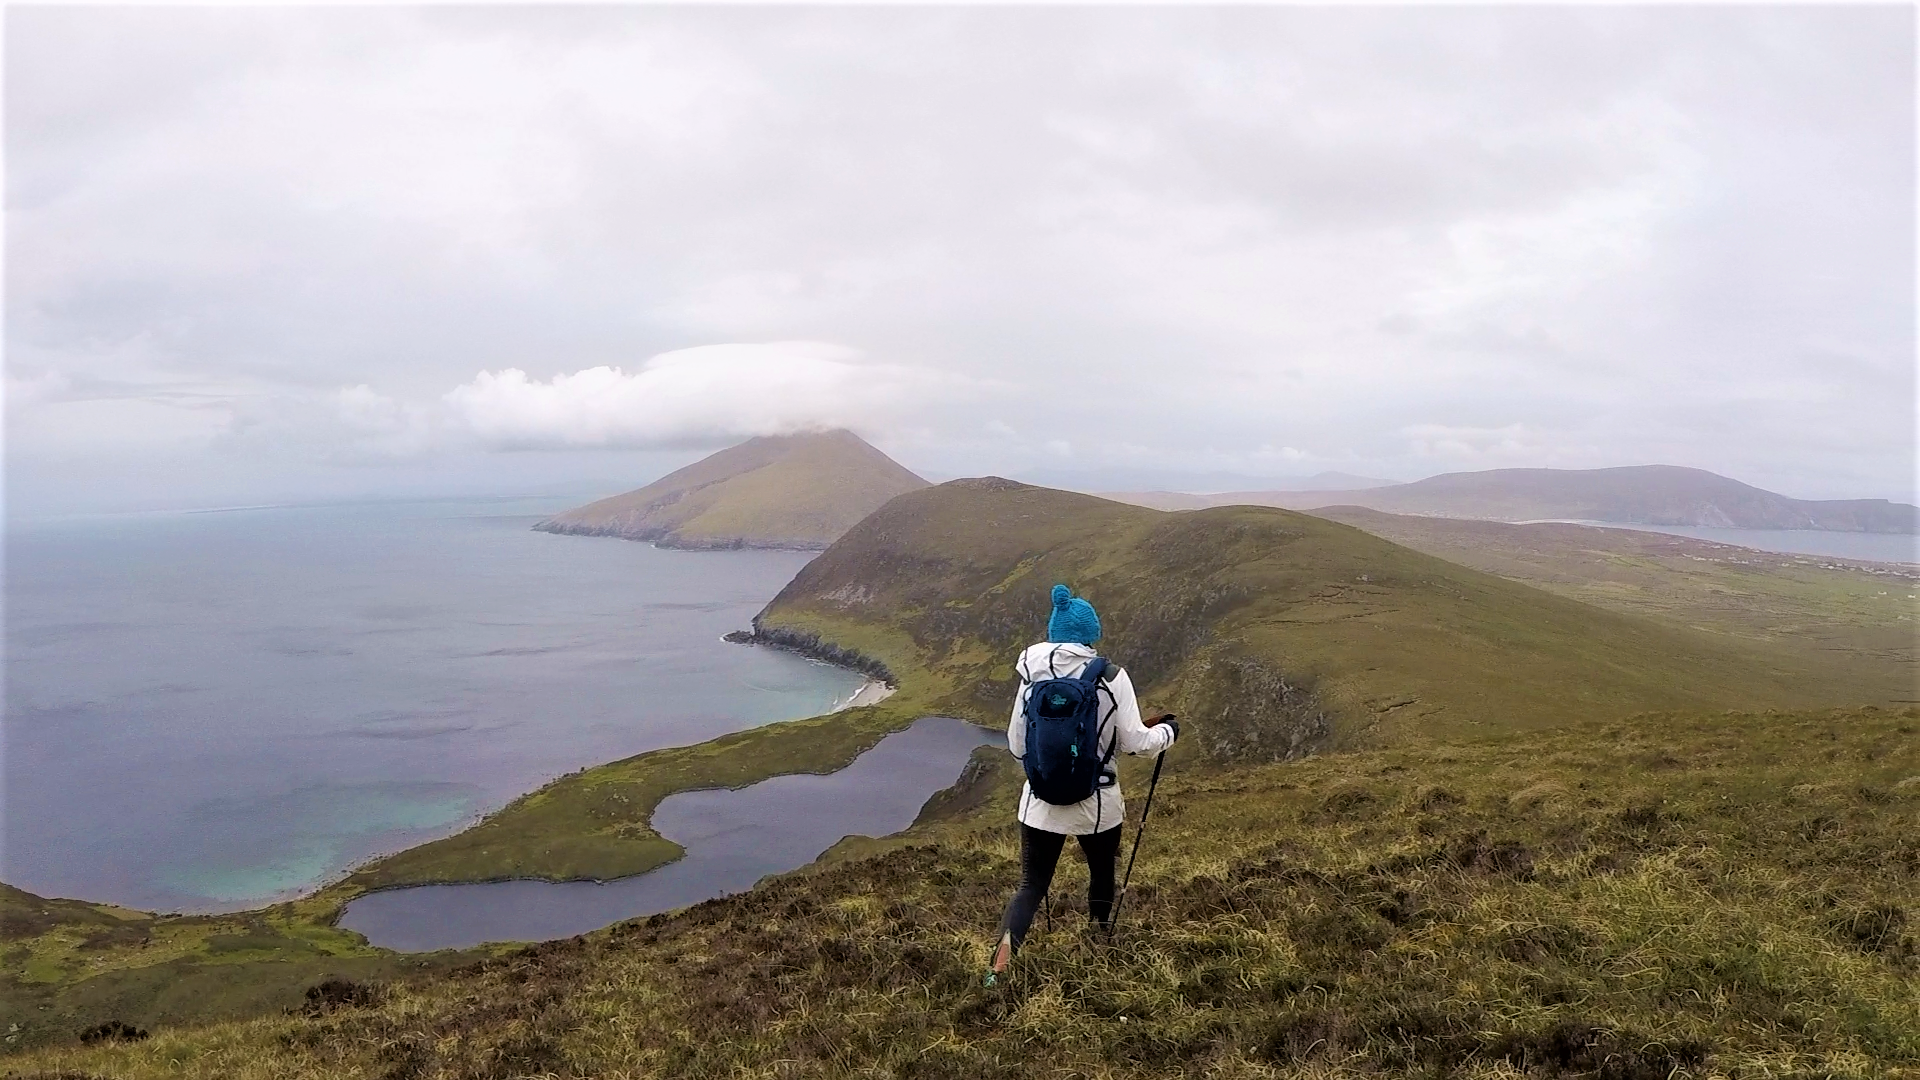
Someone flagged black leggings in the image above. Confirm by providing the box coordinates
[998,822,1123,950]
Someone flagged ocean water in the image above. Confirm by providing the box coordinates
[1528,521,1919,565]
[340,716,1003,951]
[3,498,864,913]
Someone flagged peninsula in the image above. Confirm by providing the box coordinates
[534,429,928,550]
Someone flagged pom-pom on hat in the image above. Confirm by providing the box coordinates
[1047,584,1102,645]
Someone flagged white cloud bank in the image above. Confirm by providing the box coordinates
[441,342,972,450]
[210,342,977,466]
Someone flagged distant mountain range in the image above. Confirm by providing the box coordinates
[1006,467,1399,494]
[535,430,928,550]
[1108,465,1917,533]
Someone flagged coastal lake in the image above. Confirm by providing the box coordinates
[340,716,1003,951]
[4,498,867,913]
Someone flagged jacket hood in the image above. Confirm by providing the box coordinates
[1020,640,1098,672]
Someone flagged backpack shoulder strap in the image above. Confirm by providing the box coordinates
[1087,658,1120,770]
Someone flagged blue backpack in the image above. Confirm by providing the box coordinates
[1022,657,1113,805]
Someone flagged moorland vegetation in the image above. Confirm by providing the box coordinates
[6,479,1915,1077]
[12,706,1916,1078]
[1310,506,1917,702]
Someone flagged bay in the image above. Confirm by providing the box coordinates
[1518,520,1918,565]
[3,498,863,913]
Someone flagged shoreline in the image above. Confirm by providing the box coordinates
[7,635,904,919]
[832,679,896,712]
[313,633,895,907]
[722,623,898,685]
[329,618,925,897]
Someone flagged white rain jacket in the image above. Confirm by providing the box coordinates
[1007,641,1176,836]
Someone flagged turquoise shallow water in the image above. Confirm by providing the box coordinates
[4,498,863,913]
[155,782,478,903]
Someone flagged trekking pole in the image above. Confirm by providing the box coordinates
[1108,747,1167,938]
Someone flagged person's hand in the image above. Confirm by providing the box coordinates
[1144,713,1177,727]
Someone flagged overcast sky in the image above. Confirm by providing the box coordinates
[7,5,1914,516]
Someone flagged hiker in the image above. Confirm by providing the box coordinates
[988,584,1178,980]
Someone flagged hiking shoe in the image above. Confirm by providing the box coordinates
[987,931,1014,984]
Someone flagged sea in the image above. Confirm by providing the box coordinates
[3,498,865,913]
[1521,521,1919,565]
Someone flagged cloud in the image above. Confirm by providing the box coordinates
[5,370,72,409]
[1401,422,1604,467]
[5,7,1912,512]
[207,342,979,463]
[441,342,976,450]
[214,384,439,465]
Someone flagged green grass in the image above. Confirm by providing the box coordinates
[764,481,1887,748]
[235,482,1913,894]
[342,695,939,891]
[1311,506,1918,702]
[539,429,927,549]
[12,705,1914,1079]
[0,887,489,1056]
[263,481,1915,893]
[6,478,1909,1065]
[0,608,953,1051]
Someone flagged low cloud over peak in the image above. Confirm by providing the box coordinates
[209,343,977,466]
[442,343,975,451]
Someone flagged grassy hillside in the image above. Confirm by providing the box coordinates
[13,705,1916,1078]
[1309,507,1918,702]
[757,478,1884,750]
[330,479,1895,890]
[535,429,927,549]
[0,885,485,1056]
[1108,464,1918,533]
[9,479,1907,1065]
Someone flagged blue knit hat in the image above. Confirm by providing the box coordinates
[1047,584,1102,645]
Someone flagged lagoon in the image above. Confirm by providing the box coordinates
[338,715,1002,951]
[3,498,863,913]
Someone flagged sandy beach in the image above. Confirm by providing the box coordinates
[832,679,897,712]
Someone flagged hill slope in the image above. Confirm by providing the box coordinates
[749,478,1882,756]
[8,481,1910,1066]
[15,705,1916,1077]
[534,429,927,550]
[1305,506,1918,702]
[1109,465,1918,532]
[328,478,1893,894]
